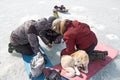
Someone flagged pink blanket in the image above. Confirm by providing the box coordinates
[44,42,119,80]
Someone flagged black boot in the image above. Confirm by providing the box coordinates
[90,50,108,61]
[8,43,14,53]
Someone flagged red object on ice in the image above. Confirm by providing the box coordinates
[43,43,118,80]
[44,42,119,80]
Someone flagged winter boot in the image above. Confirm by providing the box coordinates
[90,50,108,61]
[8,43,14,53]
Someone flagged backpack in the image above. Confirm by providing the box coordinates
[29,54,45,78]
[44,70,61,80]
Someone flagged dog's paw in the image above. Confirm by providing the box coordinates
[75,71,81,75]
[81,69,88,73]
[66,72,75,78]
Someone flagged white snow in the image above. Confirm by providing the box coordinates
[0,0,120,80]
[106,34,119,40]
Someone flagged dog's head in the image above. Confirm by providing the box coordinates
[77,64,85,71]
[71,50,89,73]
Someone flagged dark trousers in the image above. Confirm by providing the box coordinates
[76,43,97,55]
[14,43,34,55]
[84,43,97,55]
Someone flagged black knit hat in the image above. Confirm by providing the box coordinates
[48,16,56,23]
[48,16,57,28]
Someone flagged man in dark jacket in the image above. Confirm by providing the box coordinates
[39,16,62,48]
[51,19,108,60]
[8,16,62,55]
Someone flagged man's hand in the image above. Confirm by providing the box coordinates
[54,38,59,44]
[47,43,52,48]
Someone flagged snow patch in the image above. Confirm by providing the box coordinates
[94,24,105,31]
[0,14,5,18]
[111,7,119,11]
[71,6,86,12]
[56,51,61,56]
[38,1,46,4]
[106,34,119,40]
[19,15,41,25]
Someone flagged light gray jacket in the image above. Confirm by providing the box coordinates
[10,18,50,54]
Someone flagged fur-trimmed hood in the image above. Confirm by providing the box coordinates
[52,19,67,35]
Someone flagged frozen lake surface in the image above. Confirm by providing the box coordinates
[0,0,120,80]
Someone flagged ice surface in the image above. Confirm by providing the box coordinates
[0,0,120,80]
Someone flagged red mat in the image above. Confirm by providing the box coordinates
[44,42,119,80]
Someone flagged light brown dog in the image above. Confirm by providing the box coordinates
[61,50,89,77]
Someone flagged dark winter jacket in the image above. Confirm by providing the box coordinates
[61,20,98,55]
[10,18,51,54]
[39,29,62,44]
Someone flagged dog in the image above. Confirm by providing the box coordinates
[61,50,89,78]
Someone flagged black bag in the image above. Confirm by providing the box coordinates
[44,70,61,80]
